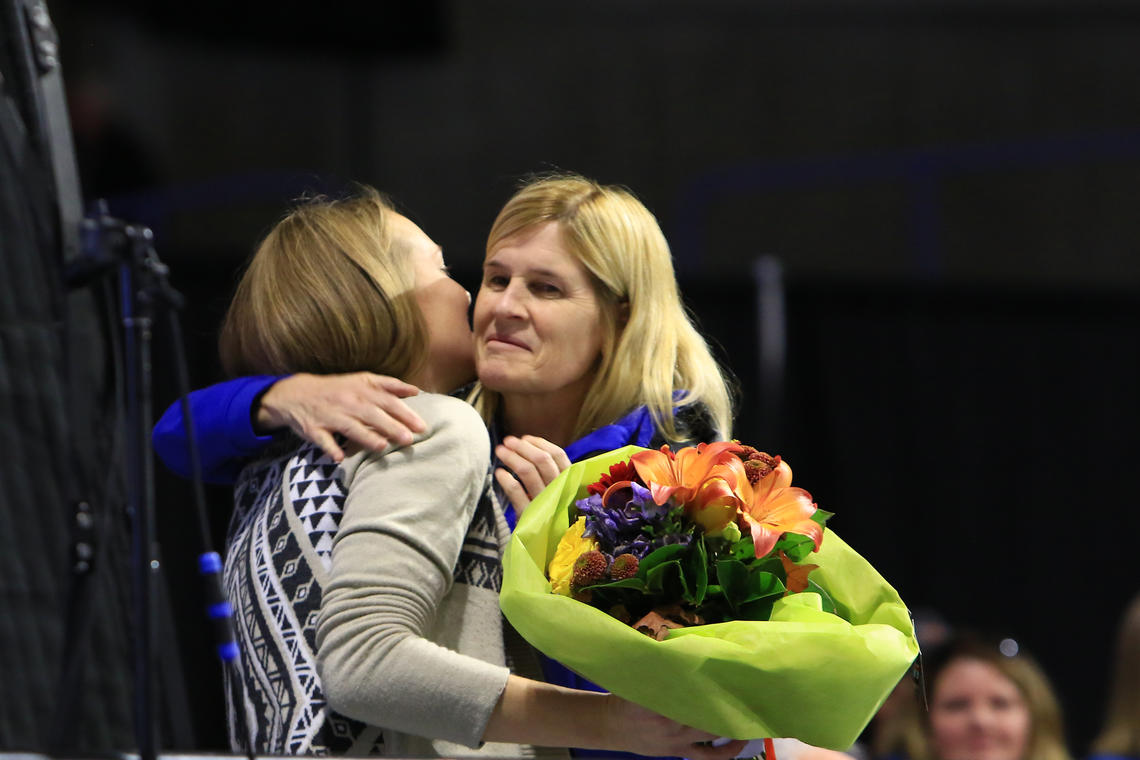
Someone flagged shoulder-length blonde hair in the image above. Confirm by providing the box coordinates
[1091,594,1140,756]
[469,174,734,443]
[901,636,1070,760]
[219,187,427,379]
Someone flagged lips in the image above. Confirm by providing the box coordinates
[485,333,530,351]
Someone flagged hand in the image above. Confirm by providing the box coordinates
[256,372,426,462]
[493,435,571,514]
[602,695,749,760]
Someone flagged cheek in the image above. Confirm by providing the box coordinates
[1004,707,1031,745]
[472,291,492,330]
[930,711,964,739]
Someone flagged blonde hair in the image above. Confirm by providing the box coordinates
[901,637,1070,760]
[469,174,734,443]
[1091,594,1140,756]
[219,187,427,379]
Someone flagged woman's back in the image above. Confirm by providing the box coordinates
[224,393,516,756]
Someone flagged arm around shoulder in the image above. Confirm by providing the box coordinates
[151,374,283,482]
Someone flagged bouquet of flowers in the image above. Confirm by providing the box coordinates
[500,443,919,750]
[546,441,833,640]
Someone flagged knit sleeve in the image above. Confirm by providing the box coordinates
[316,393,508,748]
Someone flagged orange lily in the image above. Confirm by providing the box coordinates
[630,442,745,533]
[736,457,822,559]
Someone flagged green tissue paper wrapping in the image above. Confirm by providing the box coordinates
[499,446,921,749]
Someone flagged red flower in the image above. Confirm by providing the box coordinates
[587,460,642,496]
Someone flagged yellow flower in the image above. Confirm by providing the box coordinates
[548,516,598,596]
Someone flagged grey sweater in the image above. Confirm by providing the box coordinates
[224,393,525,756]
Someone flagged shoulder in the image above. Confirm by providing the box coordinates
[340,393,489,482]
[650,401,722,450]
[405,393,489,449]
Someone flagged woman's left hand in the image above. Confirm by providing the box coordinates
[494,435,571,515]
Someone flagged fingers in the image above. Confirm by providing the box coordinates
[336,418,391,455]
[525,435,571,472]
[352,373,428,441]
[683,739,749,760]
[372,395,427,439]
[607,698,745,759]
[347,403,415,448]
[494,467,532,514]
[365,372,421,398]
[309,429,346,464]
[262,372,429,456]
[494,435,570,500]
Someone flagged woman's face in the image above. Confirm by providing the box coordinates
[473,220,606,407]
[391,213,475,393]
[929,657,1031,760]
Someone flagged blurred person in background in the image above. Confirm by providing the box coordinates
[1087,593,1140,760]
[875,633,1069,760]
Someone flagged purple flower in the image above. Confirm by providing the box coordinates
[575,482,683,560]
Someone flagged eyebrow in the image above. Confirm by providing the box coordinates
[483,260,567,280]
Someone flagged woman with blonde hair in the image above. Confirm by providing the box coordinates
[1088,594,1140,759]
[154,173,734,511]
[217,186,744,758]
[154,175,738,757]
[880,634,1070,760]
[469,174,733,517]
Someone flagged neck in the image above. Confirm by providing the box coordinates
[501,391,586,448]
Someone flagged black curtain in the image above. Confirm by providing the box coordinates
[0,9,133,750]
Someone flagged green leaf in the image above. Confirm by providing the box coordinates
[742,571,786,605]
[637,544,689,581]
[729,536,756,561]
[811,508,834,527]
[746,555,785,579]
[773,532,815,562]
[646,559,683,597]
[715,559,749,615]
[581,577,648,593]
[685,535,709,606]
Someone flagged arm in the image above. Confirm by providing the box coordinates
[485,677,746,759]
[152,375,282,483]
[151,372,426,483]
[317,396,743,757]
[317,394,505,745]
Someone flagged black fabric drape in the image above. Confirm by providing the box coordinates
[0,42,133,751]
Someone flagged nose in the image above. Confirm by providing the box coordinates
[490,279,527,319]
[966,704,995,728]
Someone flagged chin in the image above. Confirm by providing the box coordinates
[474,364,520,393]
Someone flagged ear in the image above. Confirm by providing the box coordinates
[617,300,630,328]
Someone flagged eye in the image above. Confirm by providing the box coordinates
[483,272,509,289]
[990,696,1017,711]
[530,281,562,297]
[937,697,969,713]
[440,265,453,277]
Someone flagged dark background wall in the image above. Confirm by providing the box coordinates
[33,0,1140,754]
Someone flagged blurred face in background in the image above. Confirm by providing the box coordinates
[929,657,1031,760]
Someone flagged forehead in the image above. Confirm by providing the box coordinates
[934,658,1020,697]
[388,212,441,259]
[485,221,582,274]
